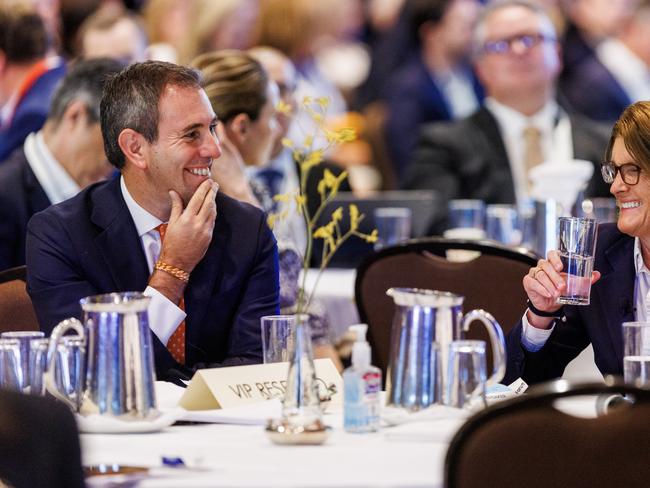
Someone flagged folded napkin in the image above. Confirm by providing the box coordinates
[529,159,594,213]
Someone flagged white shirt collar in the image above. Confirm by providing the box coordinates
[484,97,559,136]
[24,131,80,205]
[633,237,650,275]
[119,175,163,237]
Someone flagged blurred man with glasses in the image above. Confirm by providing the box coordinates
[403,0,611,231]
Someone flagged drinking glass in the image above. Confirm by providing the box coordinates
[29,338,49,396]
[557,217,598,305]
[0,338,23,390]
[56,336,86,409]
[486,204,521,246]
[446,340,487,410]
[1,331,44,391]
[447,200,486,230]
[261,315,295,363]
[373,207,412,251]
[622,322,650,387]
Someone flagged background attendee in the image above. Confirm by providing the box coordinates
[0,4,66,162]
[178,0,259,65]
[76,4,148,63]
[403,0,611,231]
[560,0,650,122]
[26,61,279,382]
[505,100,650,384]
[383,0,483,179]
[0,57,123,271]
[142,0,196,63]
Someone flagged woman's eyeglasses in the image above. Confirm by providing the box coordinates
[601,161,642,185]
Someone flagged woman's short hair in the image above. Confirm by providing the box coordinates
[606,101,650,172]
[191,50,269,123]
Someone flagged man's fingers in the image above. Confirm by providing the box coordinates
[198,182,218,222]
[185,179,214,215]
[168,190,183,223]
[591,270,601,285]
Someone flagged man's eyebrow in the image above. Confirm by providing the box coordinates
[179,117,218,133]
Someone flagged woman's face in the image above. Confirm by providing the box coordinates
[240,81,280,166]
[610,136,650,240]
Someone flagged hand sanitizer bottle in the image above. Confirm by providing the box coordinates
[343,324,381,433]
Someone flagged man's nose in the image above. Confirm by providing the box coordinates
[203,133,222,159]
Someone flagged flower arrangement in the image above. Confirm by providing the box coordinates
[268,96,377,316]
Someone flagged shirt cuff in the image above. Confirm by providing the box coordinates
[520,311,555,352]
[144,285,186,345]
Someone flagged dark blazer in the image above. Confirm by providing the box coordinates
[0,63,66,163]
[384,57,483,179]
[402,107,612,231]
[0,147,50,270]
[26,177,280,380]
[0,389,84,488]
[559,53,631,123]
[504,224,633,385]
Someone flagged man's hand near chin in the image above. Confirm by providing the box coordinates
[149,179,219,304]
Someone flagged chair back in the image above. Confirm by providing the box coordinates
[0,266,39,333]
[355,238,537,376]
[445,378,650,488]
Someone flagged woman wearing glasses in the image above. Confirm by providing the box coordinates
[504,101,650,384]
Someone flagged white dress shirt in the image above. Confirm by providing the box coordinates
[484,98,573,205]
[522,236,648,351]
[24,131,80,204]
[120,176,186,345]
[596,38,650,103]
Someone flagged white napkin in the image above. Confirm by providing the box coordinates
[529,159,594,213]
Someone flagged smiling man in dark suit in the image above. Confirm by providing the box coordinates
[403,0,611,229]
[0,57,123,271]
[26,61,280,382]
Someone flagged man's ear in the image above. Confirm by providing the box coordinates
[226,113,251,145]
[117,128,148,170]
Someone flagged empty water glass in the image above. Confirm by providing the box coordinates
[1,331,44,391]
[446,340,487,410]
[0,338,23,390]
[29,338,49,396]
[447,200,486,230]
[486,204,521,246]
[56,336,86,409]
[261,315,296,363]
[373,207,412,250]
[623,322,650,387]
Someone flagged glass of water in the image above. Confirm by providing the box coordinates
[557,217,598,305]
[622,322,650,387]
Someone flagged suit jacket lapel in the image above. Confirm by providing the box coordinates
[22,162,51,215]
[594,235,635,367]
[471,108,516,201]
[90,177,150,291]
[184,193,227,361]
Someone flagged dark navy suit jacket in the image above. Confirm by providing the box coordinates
[504,224,633,384]
[384,56,483,179]
[26,177,280,379]
[0,63,66,163]
[0,147,50,270]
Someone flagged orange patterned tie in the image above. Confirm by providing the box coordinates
[156,223,186,364]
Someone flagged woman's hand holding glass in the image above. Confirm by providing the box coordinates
[523,251,601,328]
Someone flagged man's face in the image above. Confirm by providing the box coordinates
[74,121,112,187]
[474,6,560,101]
[144,84,221,206]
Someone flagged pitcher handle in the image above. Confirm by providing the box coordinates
[44,318,85,411]
[461,310,506,386]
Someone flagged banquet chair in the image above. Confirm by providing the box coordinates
[445,378,650,488]
[0,388,85,488]
[355,238,538,376]
[0,265,39,333]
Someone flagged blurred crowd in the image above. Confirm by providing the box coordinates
[1,0,647,236]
